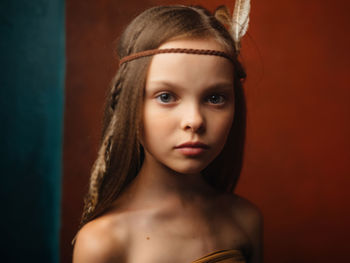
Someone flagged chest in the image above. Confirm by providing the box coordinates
[126,212,249,263]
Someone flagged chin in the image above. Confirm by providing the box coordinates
[167,161,209,176]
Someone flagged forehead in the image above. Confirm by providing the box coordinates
[146,38,235,89]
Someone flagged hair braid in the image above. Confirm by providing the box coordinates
[109,65,126,112]
[79,113,117,227]
[78,62,140,230]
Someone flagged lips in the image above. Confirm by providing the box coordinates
[175,141,209,149]
[174,141,209,156]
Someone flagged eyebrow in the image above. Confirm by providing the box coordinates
[147,80,234,91]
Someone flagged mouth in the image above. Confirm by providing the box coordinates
[174,141,209,156]
[175,141,209,149]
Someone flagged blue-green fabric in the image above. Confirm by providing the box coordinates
[0,0,65,262]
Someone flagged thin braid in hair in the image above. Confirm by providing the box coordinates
[109,65,126,112]
[80,113,117,226]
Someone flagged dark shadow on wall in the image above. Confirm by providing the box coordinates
[0,0,65,262]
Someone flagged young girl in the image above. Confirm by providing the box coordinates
[73,3,262,263]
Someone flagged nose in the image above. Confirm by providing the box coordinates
[181,104,206,134]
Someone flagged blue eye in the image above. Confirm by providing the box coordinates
[207,94,225,105]
[156,92,175,103]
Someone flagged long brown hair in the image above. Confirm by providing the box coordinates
[79,5,247,230]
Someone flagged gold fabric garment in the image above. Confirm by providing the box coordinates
[191,249,246,263]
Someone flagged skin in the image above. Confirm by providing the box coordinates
[73,38,263,263]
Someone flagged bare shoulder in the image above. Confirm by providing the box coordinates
[228,194,263,263]
[73,215,128,263]
[229,194,263,233]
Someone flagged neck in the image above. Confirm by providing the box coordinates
[121,154,216,209]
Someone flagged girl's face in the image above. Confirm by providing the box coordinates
[141,38,235,175]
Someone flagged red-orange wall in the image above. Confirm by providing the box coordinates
[61,0,350,262]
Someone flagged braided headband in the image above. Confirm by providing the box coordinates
[119,48,234,65]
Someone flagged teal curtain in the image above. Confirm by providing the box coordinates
[0,0,65,262]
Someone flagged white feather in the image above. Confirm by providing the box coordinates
[231,0,251,50]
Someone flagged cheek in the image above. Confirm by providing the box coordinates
[210,111,234,145]
[144,118,169,138]
[141,105,175,144]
